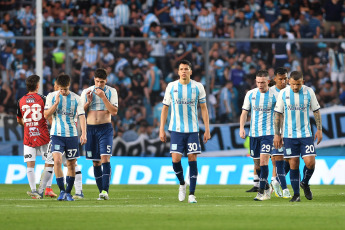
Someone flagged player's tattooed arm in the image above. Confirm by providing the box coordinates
[313,110,322,131]
[274,112,283,135]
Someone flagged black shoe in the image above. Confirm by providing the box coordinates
[246,186,259,192]
[300,182,313,200]
[289,194,301,202]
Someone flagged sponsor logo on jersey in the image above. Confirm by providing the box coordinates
[26,98,35,104]
[29,127,40,137]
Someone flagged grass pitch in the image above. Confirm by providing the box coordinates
[0,185,344,230]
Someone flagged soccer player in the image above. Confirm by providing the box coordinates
[159,60,211,204]
[274,71,322,202]
[44,74,87,201]
[16,75,55,199]
[81,68,118,200]
[270,67,291,199]
[240,70,277,201]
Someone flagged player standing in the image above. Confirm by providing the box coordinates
[270,67,291,198]
[44,74,87,201]
[239,70,277,201]
[81,68,118,200]
[160,60,211,203]
[274,71,322,202]
[16,75,55,199]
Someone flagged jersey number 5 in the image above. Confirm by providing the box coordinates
[22,104,42,122]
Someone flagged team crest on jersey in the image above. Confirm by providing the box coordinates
[87,151,92,157]
[55,145,60,150]
[251,97,256,100]
[192,88,196,94]
[286,96,290,99]
[172,144,177,150]
[286,148,292,155]
[26,98,35,104]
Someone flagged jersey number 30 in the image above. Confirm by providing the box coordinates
[22,104,42,122]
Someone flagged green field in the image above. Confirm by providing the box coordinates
[1,185,345,230]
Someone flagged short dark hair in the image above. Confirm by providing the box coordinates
[178,60,192,69]
[26,75,40,92]
[289,71,303,80]
[94,68,107,79]
[56,73,71,87]
[274,67,288,76]
[256,69,269,78]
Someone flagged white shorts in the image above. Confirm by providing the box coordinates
[331,72,345,83]
[24,144,53,164]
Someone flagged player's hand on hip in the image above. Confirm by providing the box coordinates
[239,128,246,139]
[273,135,282,149]
[94,88,106,98]
[203,130,211,144]
[80,135,87,145]
[314,130,323,145]
[160,129,166,142]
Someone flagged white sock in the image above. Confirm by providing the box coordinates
[271,177,277,183]
[27,168,36,191]
[38,167,53,194]
[254,175,259,187]
[46,170,54,188]
[75,165,83,194]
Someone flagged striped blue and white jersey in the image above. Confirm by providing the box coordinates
[275,85,320,138]
[242,87,278,137]
[80,85,118,111]
[163,80,206,133]
[328,48,345,72]
[45,91,84,137]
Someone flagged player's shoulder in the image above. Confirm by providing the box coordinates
[70,91,81,99]
[104,85,117,93]
[191,80,204,89]
[47,90,59,97]
[81,86,94,94]
[246,88,258,96]
[302,85,314,94]
[166,80,178,89]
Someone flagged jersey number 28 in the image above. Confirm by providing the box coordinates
[22,104,42,122]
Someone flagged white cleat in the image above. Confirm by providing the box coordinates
[97,190,109,200]
[271,180,283,198]
[254,192,264,201]
[178,184,187,201]
[282,189,292,199]
[188,195,197,203]
[260,187,272,201]
[27,191,42,199]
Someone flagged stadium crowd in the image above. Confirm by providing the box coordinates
[1,0,345,141]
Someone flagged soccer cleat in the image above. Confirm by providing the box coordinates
[65,193,74,201]
[73,191,84,199]
[254,192,264,201]
[178,184,187,201]
[27,191,42,199]
[57,191,66,201]
[188,195,197,203]
[300,182,313,200]
[289,194,301,202]
[98,190,109,200]
[271,180,283,198]
[260,187,272,201]
[45,188,57,198]
[246,186,259,192]
[282,189,292,199]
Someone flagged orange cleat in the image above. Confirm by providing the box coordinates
[45,188,57,198]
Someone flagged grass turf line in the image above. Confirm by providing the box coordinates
[0,185,344,230]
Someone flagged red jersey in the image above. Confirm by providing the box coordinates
[17,93,50,147]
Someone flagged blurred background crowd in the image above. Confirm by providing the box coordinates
[1,0,345,141]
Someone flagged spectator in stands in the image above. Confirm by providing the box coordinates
[319,80,338,107]
[114,0,130,36]
[272,34,291,69]
[230,10,253,54]
[323,0,343,35]
[0,77,11,113]
[12,69,27,101]
[141,9,160,37]
[0,44,12,83]
[261,0,282,34]
[0,23,15,49]
[148,22,169,77]
[146,57,162,106]
[154,0,172,24]
[195,7,216,38]
[169,0,191,35]
[99,46,115,69]
[328,43,345,89]
[81,38,99,86]
[219,80,234,123]
[228,62,246,88]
